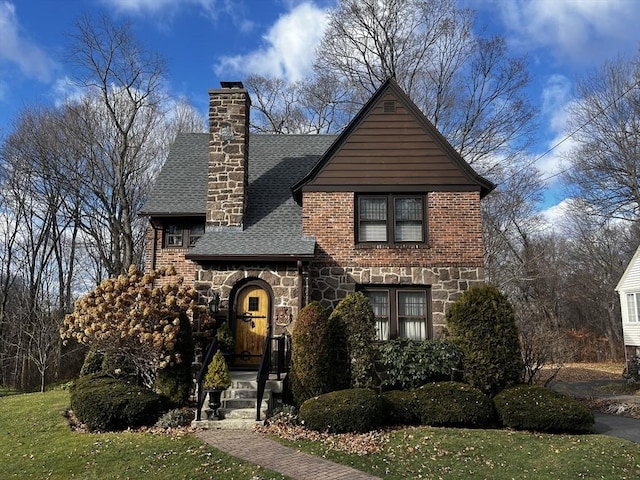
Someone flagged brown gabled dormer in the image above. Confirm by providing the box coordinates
[207,81,251,230]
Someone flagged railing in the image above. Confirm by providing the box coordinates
[195,335,218,421]
[255,335,291,421]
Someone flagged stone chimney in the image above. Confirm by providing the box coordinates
[207,81,251,230]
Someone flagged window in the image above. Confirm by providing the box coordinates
[164,222,205,248]
[357,195,425,244]
[360,286,430,341]
[627,292,639,323]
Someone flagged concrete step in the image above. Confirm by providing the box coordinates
[192,418,262,430]
[220,406,268,420]
[222,397,269,410]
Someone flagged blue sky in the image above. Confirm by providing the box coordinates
[1,0,639,217]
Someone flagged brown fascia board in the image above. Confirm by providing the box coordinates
[185,253,314,263]
[292,77,496,200]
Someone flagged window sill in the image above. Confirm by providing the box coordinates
[355,243,429,250]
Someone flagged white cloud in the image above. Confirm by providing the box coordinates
[540,198,572,231]
[534,74,575,179]
[0,2,55,82]
[214,2,329,81]
[489,0,640,66]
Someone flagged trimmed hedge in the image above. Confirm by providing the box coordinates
[376,339,464,390]
[380,390,420,426]
[70,374,163,431]
[299,388,382,433]
[493,385,594,433]
[413,382,495,427]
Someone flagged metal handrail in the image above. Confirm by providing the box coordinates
[255,334,291,421]
[195,335,218,421]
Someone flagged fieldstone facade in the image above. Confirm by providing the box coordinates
[309,265,483,337]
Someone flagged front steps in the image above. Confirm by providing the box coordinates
[193,371,284,430]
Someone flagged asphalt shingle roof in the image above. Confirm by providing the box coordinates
[140,133,338,257]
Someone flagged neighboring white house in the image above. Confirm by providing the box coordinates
[616,245,640,367]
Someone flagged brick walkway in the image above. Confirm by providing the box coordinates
[196,429,382,480]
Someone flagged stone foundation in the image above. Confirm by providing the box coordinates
[309,265,484,338]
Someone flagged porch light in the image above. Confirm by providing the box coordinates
[209,292,220,315]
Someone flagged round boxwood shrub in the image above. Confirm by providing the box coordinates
[446,284,524,397]
[70,374,164,431]
[299,388,383,433]
[493,385,594,433]
[380,390,420,426]
[414,381,495,427]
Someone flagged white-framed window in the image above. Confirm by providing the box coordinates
[626,292,639,323]
[360,286,431,341]
[357,195,425,244]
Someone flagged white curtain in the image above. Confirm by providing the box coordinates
[398,291,426,340]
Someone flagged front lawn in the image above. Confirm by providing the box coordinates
[273,426,640,479]
[0,389,289,480]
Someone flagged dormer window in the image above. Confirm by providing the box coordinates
[356,194,426,245]
[163,222,205,248]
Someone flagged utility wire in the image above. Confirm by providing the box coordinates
[500,79,640,187]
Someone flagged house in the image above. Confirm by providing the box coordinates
[140,78,494,371]
[615,245,640,368]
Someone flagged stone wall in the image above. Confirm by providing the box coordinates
[309,265,484,338]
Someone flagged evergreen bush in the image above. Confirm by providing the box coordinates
[203,350,231,390]
[70,374,163,431]
[413,381,494,427]
[493,385,594,433]
[154,408,194,428]
[79,350,104,376]
[298,388,382,433]
[446,284,524,396]
[290,302,348,406]
[380,390,420,426]
[376,339,464,390]
[328,292,377,388]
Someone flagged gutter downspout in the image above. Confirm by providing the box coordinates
[297,260,304,314]
[151,224,158,270]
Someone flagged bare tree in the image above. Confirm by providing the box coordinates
[66,15,166,277]
[314,0,536,172]
[563,50,640,221]
[245,74,357,134]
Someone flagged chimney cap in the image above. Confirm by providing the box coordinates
[220,81,244,89]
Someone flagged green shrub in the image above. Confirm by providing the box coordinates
[446,285,524,397]
[380,390,420,426]
[203,350,231,390]
[328,292,377,388]
[290,302,348,405]
[215,321,235,352]
[154,408,194,428]
[80,350,104,376]
[101,351,137,376]
[494,385,594,433]
[299,388,382,433]
[413,382,494,427]
[153,312,194,405]
[70,374,164,432]
[376,339,464,390]
[623,355,640,382]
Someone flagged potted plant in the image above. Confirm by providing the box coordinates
[203,349,232,419]
[216,321,235,354]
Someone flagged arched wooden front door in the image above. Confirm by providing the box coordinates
[234,285,270,367]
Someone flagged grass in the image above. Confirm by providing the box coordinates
[275,426,640,479]
[596,382,640,396]
[0,389,290,479]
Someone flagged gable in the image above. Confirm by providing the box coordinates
[617,245,640,292]
[294,78,494,197]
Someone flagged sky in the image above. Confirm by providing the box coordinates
[1,0,639,220]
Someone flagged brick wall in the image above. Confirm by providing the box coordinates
[302,191,484,266]
[143,224,197,283]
